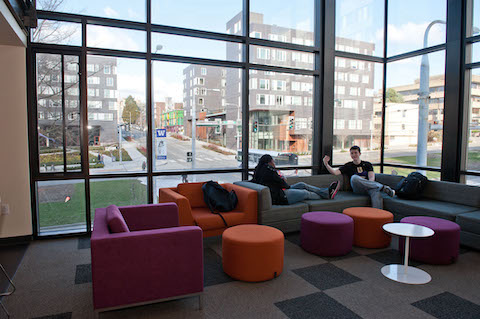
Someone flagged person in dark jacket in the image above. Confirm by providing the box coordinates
[252,154,340,205]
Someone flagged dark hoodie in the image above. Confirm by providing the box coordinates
[251,155,290,205]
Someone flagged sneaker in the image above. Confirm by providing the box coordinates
[383,186,395,197]
[328,181,340,199]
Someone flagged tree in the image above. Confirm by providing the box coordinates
[122,96,141,125]
[386,88,404,103]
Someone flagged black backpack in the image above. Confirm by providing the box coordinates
[395,172,428,200]
[202,181,238,227]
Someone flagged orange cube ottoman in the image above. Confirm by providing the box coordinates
[222,225,284,282]
[343,207,393,248]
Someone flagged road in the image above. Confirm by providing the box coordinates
[57,132,479,189]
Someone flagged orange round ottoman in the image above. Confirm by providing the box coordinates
[342,207,393,248]
[222,225,284,282]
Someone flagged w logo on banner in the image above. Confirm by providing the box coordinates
[156,129,166,138]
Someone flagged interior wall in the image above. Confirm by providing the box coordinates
[0,44,33,238]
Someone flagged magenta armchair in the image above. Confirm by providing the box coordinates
[91,203,204,313]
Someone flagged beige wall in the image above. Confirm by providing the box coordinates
[0,45,32,238]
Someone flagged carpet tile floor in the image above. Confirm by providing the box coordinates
[1,232,479,319]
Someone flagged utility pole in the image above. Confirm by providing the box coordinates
[417,20,445,175]
[118,124,123,162]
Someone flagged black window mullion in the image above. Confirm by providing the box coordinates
[61,54,67,172]
[381,0,389,173]
[146,0,154,203]
[81,17,92,233]
[241,0,249,180]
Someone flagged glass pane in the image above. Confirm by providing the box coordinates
[87,56,146,174]
[152,33,242,62]
[332,58,383,165]
[248,71,313,168]
[31,20,81,46]
[385,51,445,169]
[90,178,147,218]
[464,175,480,186]
[466,68,480,171]
[87,25,146,52]
[154,173,242,202]
[64,56,81,172]
[37,180,86,235]
[388,167,440,181]
[250,45,314,70]
[37,0,146,22]
[250,0,314,45]
[153,62,241,171]
[469,0,480,37]
[37,53,64,172]
[467,43,480,64]
[152,0,242,34]
[336,0,384,57]
[387,0,446,57]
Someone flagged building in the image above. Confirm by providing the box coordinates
[183,64,230,146]
[182,12,376,154]
[161,109,185,133]
[391,74,480,134]
[36,55,118,147]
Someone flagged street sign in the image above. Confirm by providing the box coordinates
[156,139,167,160]
[156,129,167,138]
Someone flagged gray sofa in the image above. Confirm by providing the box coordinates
[235,173,480,250]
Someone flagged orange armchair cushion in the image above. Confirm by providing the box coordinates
[177,182,207,208]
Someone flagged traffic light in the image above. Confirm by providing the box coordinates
[289,117,294,130]
[253,121,258,133]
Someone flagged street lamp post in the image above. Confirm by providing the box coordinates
[417,20,445,173]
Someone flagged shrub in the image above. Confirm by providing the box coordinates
[202,144,235,155]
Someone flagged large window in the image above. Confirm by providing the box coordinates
[465,68,480,185]
[335,0,384,57]
[333,58,382,165]
[387,0,447,57]
[87,56,146,174]
[249,71,313,168]
[385,51,445,176]
[29,0,479,236]
[152,62,241,171]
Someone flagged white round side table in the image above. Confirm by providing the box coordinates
[381,223,434,284]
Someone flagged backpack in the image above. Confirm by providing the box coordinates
[202,181,238,227]
[395,172,428,200]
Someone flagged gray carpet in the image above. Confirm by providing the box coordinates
[1,233,480,319]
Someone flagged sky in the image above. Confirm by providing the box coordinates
[36,0,479,102]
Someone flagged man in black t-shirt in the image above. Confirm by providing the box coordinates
[323,146,395,209]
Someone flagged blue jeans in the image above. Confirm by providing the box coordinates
[350,175,384,209]
[285,182,329,204]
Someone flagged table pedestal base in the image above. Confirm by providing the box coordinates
[381,264,431,284]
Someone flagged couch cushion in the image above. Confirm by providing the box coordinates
[456,210,480,235]
[261,202,309,224]
[305,191,370,212]
[191,207,245,230]
[106,205,130,233]
[234,181,272,212]
[422,180,480,207]
[177,182,207,208]
[383,197,477,221]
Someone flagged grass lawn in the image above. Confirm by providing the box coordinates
[38,179,147,228]
[384,154,442,180]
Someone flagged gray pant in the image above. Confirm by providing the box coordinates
[350,175,384,209]
[284,182,329,204]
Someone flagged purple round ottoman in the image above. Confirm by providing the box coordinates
[301,211,354,256]
[400,216,460,265]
